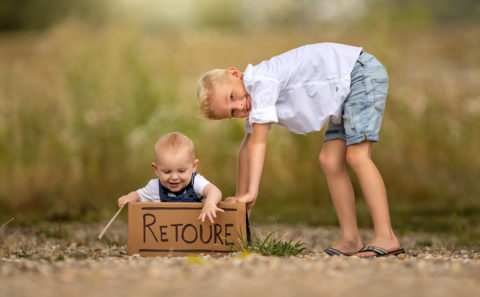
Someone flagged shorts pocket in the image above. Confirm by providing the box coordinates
[372,78,388,112]
[372,78,388,95]
[343,99,373,134]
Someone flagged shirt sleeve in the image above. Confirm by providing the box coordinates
[244,119,253,134]
[193,173,210,198]
[244,77,280,126]
[136,179,160,202]
[245,118,272,134]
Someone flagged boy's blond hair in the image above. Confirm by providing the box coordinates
[154,132,195,164]
[196,69,230,119]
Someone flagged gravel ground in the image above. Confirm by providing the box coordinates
[1,222,479,297]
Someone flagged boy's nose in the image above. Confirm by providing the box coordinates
[233,102,242,112]
[238,100,245,110]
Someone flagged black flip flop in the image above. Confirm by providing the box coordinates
[357,246,406,258]
[323,247,350,256]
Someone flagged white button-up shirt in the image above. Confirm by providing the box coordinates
[243,43,363,134]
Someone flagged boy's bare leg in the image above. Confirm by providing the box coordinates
[345,141,400,257]
[319,139,363,255]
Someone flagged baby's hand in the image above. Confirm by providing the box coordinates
[117,192,140,208]
[117,196,129,208]
[198,202,225,223]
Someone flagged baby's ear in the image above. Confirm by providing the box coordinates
[193,159,199,172]
[151,162,159,175]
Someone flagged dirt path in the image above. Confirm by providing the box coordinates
[1,222,479,297]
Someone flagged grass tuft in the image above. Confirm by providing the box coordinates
[237,232,308,257]
[0,218,16,257]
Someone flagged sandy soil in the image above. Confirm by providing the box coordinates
[1,222,479,297]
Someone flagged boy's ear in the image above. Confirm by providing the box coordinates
[192,159,199,172]
[226,67,243,79]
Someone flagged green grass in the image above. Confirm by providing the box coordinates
[251,201,480,249]
[35,225,71,240]
[238,232,308,257]
[391,204,480,249]
[69,252,89,260]
[100,235,125,247]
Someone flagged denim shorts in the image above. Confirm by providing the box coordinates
[324,52,389,146]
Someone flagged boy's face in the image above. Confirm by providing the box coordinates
[209,67,252,119]
[152,148,198,193]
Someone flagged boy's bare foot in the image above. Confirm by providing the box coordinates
[354,236,401,258]
[329,239,363,256]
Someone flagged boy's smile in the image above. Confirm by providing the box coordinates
[209,68,252,119]
[152,148,198,193]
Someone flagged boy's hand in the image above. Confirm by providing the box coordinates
[198,202,225,223]
[224,196,238,203]
[235,192,257,211]
[225,193,256,216]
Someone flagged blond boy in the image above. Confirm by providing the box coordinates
[196,43,404,257]
[118,132,224,223]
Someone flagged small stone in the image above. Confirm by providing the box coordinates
[232,259,242,266]
[397,253,408,260]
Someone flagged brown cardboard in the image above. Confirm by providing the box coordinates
[127,202,248,257]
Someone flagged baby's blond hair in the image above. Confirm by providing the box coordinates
[154,132,195,164]
[196,69,230,119]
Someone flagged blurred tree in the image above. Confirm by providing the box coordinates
[379,0,480,25]
[0,0,106,31]
[194,0,243,28]
[426,0,480,23]
[1,0,478,32]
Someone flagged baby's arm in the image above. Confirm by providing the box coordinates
[198,183,224,223]
[234,123,270,215]
[117,191,140,208]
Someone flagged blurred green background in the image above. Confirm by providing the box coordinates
[0,0,479,246]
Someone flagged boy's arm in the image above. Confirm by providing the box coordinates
[198,183,224,223]
[236,133,251,196]
[118,191,140,208]
[235,123,270,215]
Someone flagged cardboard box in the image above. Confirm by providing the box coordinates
[127,202,249,257]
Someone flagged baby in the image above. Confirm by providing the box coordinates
[117,132,224,223]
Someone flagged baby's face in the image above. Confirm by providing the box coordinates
[154,148,198,193]
[209,73,252,119]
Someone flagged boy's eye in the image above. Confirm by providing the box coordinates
[178,169,186,173]
[163,170,171,174]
